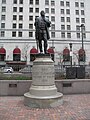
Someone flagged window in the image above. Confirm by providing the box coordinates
[61,25,65,30]
[19,7,23,12]
[75,2,79,7]
[30,0,33,4]
[51,8,55,14]
[83,33,86,38]
[35,0,39,5]
[81,10,84,15]
[76,25,80,31]
[13,0,17,4]
[76,18,80,23]
[66,17,70,22]
[66,9,70,14]
[13,49,21,61]
[29,24,33,29]
[0,31,5,37]
[29,16,33,21]
[51,32,55,38]
[67,25,71,30]
[35,8,39,13]
[12,31,16,37]
[0,54,5,61]
[51,24,55,30]
[46,16,49,19]
[19,0,23,4]
[77,33,80,38]
[81,2,84,8]
[13,15,17,20]
[12,23,17,28]
[60,1,64,6]
[1,15,5,20]
[81,18,85,23]
[13,54,21,61]
[18,32,22,37]
[2,0,6,4]
[61,9,64,14]
[45,8,49,13]
[76,10,79,15]
[35,16,39,18]
[45,0,49,5]
[61,32,65,38]
[19,15,23,21]
[1,23,5,28]
[67,33,71,38]
[2,6,6,12]
[51,16,55,22]
[13,7,17,12]
[79,25,85,32]
[19,23,23,28]
[61,17,65,22]
[66,1,70,7]
[51,0,55,6]
[29,8,33,12]
[29,32,33,37]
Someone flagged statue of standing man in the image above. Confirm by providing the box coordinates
[34,10,51,54]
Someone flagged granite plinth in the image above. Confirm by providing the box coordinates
[24,92,63,108]
[24,54,63,108]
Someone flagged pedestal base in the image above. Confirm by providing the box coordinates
[24,54,63,108]
[24,92,63,108]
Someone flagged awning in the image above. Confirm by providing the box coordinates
[0,47,6,54]
[63,47,70,55]
[30,47,38,54]
[47,48,54,54]
[13,48,21,54]
[78,48,85,55]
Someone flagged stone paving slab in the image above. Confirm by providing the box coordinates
[0,94,90,120]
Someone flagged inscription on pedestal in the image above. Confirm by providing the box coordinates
[32,65,55,85]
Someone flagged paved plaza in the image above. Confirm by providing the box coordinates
[0,94,90,120]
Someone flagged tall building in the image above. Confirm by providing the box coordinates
[0,0,90,67]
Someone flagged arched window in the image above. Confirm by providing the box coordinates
[13,47,21,61]
[63,47,70,62]
[0,47,6,61]
[47,47,54,61]
[30,47,38,61]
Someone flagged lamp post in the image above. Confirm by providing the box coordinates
[80,24,84,50]
[79,24,86,63]
[69,43,72,66]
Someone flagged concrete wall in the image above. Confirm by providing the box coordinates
[0,80,31,96]
[0,79,90,96]
[55,79,90,94]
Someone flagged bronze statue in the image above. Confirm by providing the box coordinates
[34,10,51,54]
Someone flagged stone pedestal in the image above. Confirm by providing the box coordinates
[24,54,63,108]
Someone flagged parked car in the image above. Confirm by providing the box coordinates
[19,65,32,73]
[2,67,14,73]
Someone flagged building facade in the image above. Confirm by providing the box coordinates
[0,0,90,67]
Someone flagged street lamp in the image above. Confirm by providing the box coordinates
[79,24,86,63]
[69,43,72,66]
[79,24,84,50]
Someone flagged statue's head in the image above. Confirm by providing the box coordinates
[40,10,45,17]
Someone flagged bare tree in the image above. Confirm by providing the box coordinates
[22,43,30,61]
